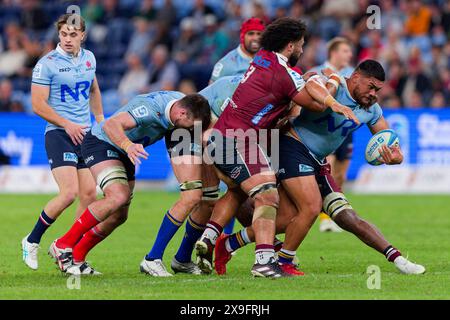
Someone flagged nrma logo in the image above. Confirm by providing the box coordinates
[61,81,91,102]
[314,114,360,137]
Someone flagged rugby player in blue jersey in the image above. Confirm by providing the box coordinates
[209,17,265,84]
[215,60,425,276]
[48,91,210,275]
[22,14,104,271]
[140,76,242,277]
[309,37,355,233]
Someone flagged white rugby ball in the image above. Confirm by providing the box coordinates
[365,129,400,166]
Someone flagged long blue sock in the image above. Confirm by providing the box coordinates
[175,216,205,263]
[146,211,183,261]
[27,210,55,244]
[223,217,236,235]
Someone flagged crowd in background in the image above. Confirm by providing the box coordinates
[0,0,449,114]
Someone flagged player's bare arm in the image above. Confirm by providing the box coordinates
[298,77,360,124]
[369,116,403,165]
[90,76,105,124]
[31,84,87,145]
[102,112,149,165]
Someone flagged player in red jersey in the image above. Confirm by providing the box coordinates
[195,18,359,278]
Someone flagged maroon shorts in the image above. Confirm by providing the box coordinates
[206,131,273,185]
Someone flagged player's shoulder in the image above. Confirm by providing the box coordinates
[37,50,59,66]
[82,48,96,60]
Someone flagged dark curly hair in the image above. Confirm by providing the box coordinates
[260,18,307,52]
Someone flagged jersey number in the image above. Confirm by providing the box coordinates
[61,81,91,102]
[241,65,256,84]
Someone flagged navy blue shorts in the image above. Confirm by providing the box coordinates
[277,134,341,198]
[45,129,87,170]
[165,129,202,158]
[333,133,353,161]
[206,132,272,185]
[80,131,135,181]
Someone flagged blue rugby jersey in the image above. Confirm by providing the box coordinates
[292,79,383,160]
[199,75,242,118]
[210,46,252,82]
[32,44,96,133]
[91,91,185,152]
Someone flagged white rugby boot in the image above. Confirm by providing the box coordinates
[394,256,426,274]
[22,235,39,270]
[140,258,173,277]
[66,261,102,276]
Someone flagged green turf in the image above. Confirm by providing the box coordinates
[0,192,449,300]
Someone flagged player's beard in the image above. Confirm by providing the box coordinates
[288,52,300,67]
[244,40,260,55]
[355,87,377,109]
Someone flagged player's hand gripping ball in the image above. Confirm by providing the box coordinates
[365,129,400,166]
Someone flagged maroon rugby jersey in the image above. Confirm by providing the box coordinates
[214,49,305,136]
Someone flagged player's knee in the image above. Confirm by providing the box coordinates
[79,187,97,204]
[180,190,203,211]
[303,200,322,218]
[249,183,279,208]
[60,190,78,207]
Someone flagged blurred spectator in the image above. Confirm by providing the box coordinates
[430,91,446,109]
[404,0,432,37]
[178,79,197,94]
[188,0,215,32]
[408,90,425,108]
[172,17,202,65]
[20,0,48,31]
[252,1,271,25]
[0,79,24,112]
[0,38,27,77]
[118,54,149,102]
[126,17,154,60]
[146,44,180,92]
[137,0,158,21]
[397,50,433,107]
[149,0,177,51]
[82,0,105,24]
[197,14,230,65]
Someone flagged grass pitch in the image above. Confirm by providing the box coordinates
[0,192,449,300]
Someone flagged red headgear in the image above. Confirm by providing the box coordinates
[240,17,265,45]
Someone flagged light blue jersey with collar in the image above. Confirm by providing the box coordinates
[199,75,242,118]
[210,46,252,82]
[32,44,96,133]
[91,91,184,152]
[308,61,354,78]
[292,80,383,160]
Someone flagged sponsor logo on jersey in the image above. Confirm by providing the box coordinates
[107,150,119,158]
[59,67,71,72]
[299,164,314,173]
[252,104,274,125]
[253,55,271,68]
[85,60,95,71]
[33,64,42,78]
[230,166,242,179]
[131,105,149,118]
[84,155,94,164]
[60,81,91,102]
[63,152,78,163]
[212,63,224,78]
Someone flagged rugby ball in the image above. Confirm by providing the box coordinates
[365,129,400,166]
